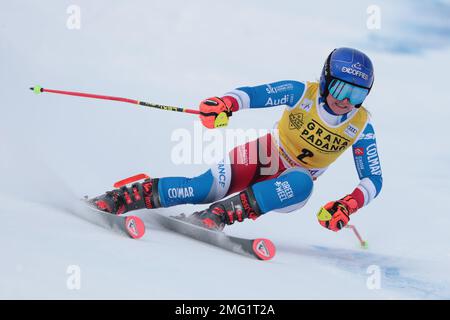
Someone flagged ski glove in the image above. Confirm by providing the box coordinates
[199,97,233,129]
[317,195,359,232]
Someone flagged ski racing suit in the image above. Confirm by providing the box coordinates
[155,80,383,215]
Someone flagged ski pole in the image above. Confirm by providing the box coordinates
[30,85,200,115]
[346,224,368,249]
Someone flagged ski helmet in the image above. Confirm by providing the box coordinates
[319,47,374,107]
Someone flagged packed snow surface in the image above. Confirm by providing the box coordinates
[1,1,450,299]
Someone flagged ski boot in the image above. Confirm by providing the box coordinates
[184,188,262,231]
[89,174,161,215]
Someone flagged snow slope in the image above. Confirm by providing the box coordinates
[1,0,450,299]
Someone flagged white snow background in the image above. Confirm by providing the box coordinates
[1,0,450,299]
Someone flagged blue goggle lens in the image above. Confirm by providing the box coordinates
[328,79,369,105]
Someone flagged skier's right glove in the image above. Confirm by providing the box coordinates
[199,96,234,129]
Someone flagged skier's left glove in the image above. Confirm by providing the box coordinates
[199,96,233,129]
[317,195,359,232]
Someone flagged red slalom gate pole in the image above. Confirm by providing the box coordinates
[30,85,200,115]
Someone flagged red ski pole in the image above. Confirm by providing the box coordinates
[30,85,200,115]
[346,224,368,249]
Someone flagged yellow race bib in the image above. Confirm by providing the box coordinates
[277,82,368,170]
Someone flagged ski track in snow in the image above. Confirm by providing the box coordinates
[55,195,450,299]
[2,189,449,299]
[276,243,450,299]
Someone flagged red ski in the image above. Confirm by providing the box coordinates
[84,204,146,239]
[151,212,276,261]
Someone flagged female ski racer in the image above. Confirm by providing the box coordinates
[90,47,383,233]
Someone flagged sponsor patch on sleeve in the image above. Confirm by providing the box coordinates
[354,147,364,156]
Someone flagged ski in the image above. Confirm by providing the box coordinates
[83,203,146,239]
[151,212,276,260]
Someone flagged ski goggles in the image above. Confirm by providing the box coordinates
[328,79,369,106]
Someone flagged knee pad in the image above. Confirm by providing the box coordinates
[203,159,232,202]
[251,167,313,214]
